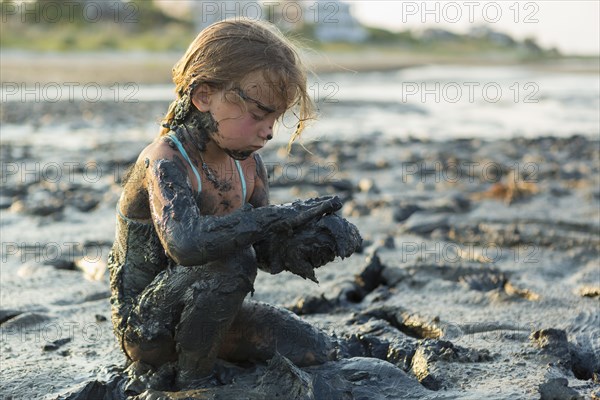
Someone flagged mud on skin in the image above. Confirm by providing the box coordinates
[172,107,254,161]
[109,149,363,391]
[147,157,349,266]
[254,200,363,282]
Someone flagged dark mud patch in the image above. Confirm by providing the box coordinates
[531,328,600,382]
[539,378,584,400]
[287,294,336,315]
[287,251,387,315]
[410,339,493,391]
[0,312,51,329]
[531,329,572,369]
[0,309,22,325]
[59,354,435,400]
[570,344,600,381]
[343,251,387,303]
[358,306,443,340]
[458,270,507,291]
[43,337,72,352]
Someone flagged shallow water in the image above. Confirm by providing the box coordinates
[3,64,598,142]
[311,64,600,141]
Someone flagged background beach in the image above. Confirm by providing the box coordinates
[1,1,599,399]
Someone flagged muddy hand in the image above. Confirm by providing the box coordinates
[291,196,342,212]
[288,196,342,225]
[269,196,342,234]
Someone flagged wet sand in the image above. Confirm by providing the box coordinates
[1,98,599,399]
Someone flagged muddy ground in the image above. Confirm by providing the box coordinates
[0,100,599,399]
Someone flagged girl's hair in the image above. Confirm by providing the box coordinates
[160,18,314,147]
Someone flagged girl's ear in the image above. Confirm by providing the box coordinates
[191,84,213,112]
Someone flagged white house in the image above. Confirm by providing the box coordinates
[310,0,367,42]
[187,0,366,42]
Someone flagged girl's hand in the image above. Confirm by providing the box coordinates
[254,211,363,283]
[269,196,342,234]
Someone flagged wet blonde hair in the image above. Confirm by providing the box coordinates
[160,18,314,147]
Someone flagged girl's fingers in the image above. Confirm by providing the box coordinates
[289,196,341,227]
[268,196,343,234]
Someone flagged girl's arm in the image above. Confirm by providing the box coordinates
[248,153,270,208]
[247,153,278,273]
[146,147,340,267]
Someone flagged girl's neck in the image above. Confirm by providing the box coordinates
[175,108,232,169]
[201,140,230,166]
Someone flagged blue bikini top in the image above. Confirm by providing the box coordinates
[167,133,246,201]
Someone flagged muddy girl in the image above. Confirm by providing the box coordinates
[107,19,361,391]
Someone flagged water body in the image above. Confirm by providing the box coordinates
[2,64,598,142]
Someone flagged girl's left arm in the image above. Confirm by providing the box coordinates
[248,153,270,208]
[248,153,277,273]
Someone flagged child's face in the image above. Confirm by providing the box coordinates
[193,72,286,160]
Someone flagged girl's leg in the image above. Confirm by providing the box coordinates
[219,300,338,366]
[123,247,257,386]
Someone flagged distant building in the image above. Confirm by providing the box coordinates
[188,0,366,42]
[191,0,263,31]
[311,0,367,42]
[468,26,516,46]
[420,28,459,42]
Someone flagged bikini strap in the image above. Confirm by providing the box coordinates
[234,160,246,203]
[167,133,202,193]
[168,132,245,201]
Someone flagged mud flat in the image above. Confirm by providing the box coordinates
[0,99,599,399]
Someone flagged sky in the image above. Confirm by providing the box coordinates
[350,1,600,55]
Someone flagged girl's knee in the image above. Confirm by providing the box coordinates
[124,338,177,368]
[222,246,258,282]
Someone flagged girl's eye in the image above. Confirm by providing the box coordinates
[251,112,266,121]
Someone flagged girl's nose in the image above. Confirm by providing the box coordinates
[259,124,273,141]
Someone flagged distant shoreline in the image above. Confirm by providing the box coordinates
[1,50,598,85]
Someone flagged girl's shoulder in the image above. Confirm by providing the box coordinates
[138,136,179,163]
[127,138,186,188]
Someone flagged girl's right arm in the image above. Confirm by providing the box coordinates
[145,143,341,267]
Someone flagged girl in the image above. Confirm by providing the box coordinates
[107,19,360,390]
